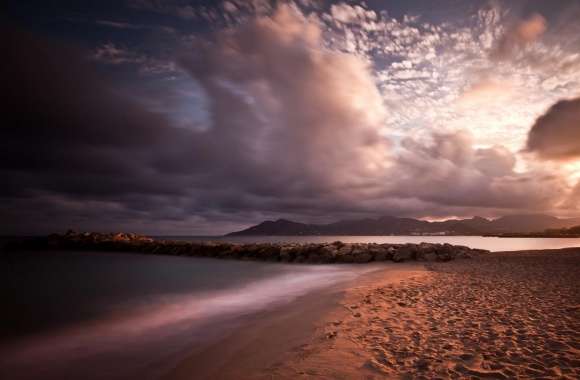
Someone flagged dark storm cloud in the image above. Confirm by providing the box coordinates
[0,26,204,233]
[1,25,199,196]
[0,13,392,234]
[1,4,576,235]
[526,97,580,160]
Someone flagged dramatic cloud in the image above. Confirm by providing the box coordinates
[179,4,390,192]
[316,2,578,153]
[1,26,196,231]
[388,131,567,212]
[2,1,580,234]
[526,98,580,160]
[1,7,392,234]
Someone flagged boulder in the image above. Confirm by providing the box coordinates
[374,249,391,261]
[307,244,337,263]
[262,245,282,261]
[436,243,455,261]
[353,252,373,263]
[368,245,391,261]
[337,244,352,256]
[331,241,346,249]
[279,246,296,262]
[422,252,438,261]
[416,242,438,261]
[392,245,415,262]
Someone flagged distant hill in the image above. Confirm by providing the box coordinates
[227,214,580,236]
[500,224,580,238]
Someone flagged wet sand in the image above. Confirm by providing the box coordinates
[168,249,580,379]
[165,263,425,380]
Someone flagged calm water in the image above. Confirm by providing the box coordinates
[163,235,580,252]
[0,249,378,380]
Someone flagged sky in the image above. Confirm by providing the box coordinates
[2,0,580,235]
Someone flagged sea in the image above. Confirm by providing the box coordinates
[1,235,579,379]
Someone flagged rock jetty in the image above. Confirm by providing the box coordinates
[5,231,489,263]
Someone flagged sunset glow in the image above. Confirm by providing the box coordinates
[2,3,580,380]
[2,0,580,234]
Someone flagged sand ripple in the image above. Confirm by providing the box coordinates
[269,250,580,379]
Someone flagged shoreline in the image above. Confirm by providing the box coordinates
[166,248,580,379]
[274,248,580,379]
[2,242,578,379]
[164,262,427,380]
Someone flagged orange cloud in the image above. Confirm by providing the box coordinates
[492,13,547,60]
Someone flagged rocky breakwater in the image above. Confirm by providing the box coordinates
[6,231,488,263]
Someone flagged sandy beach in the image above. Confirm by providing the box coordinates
[168,248,580,379]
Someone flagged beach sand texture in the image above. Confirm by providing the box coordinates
[262,249,580,379]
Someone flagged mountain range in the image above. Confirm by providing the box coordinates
[228,214,580,236]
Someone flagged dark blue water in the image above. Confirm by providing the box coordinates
[1,250,300,341]
[0,248,376,380]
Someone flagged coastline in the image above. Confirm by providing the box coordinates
[164,263,427,380]
[2,239,579,379]
[167,248,580,379]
